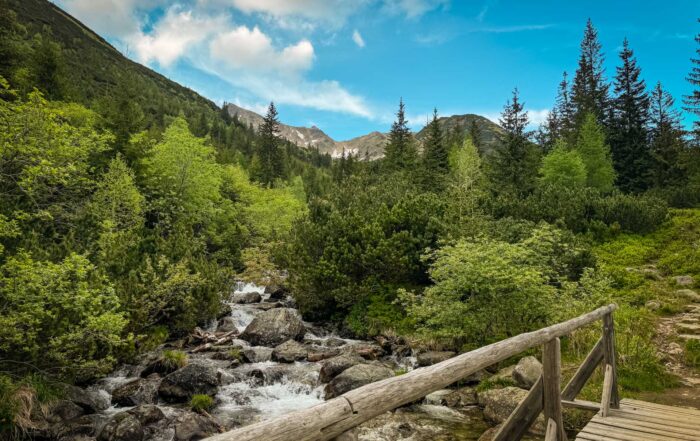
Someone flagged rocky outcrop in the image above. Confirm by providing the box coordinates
[232,291,262,304]
[240,308,306,346]
[242,346,273,363]
[319,354,365,383]
[416,351,455,367]
[216,316,238,333]
[478,387,545,434]
[675,275,695,287]
[158,363,219,402]
[324,364,394,398]
[111,375,161,406]
[512,356,542,389]
[98,405,164,441]
[63,384,110,413]
[172,410,221,441]
[272,340,308,363]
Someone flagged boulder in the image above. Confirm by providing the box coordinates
[64,385,110,413]
[416,351,455,367]
[675,275,695,287]
[111,375,160,407]
[444,387,478,407]
[98,405,164,441]
[272,340,308,363]
[512,356,542,389]
[325,364,394,398]
[343,343,386,360]
[232,291,262,304]
[265,285,288,301]
[478,387,545,434]
[240,308,306,347]
[45,400,85,424]
[491,365,515,382]
[158,363,219,403]
[424,389,452,405]
[173,410,221,441]
[53,414,104,440]
[242,346,273,363]
[216,316,238,333]
[319,354,365,383]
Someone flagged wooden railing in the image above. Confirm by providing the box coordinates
[205,304,619,441]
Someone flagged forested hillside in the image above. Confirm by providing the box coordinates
[2,0,700,438]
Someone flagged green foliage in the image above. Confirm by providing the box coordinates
[594,192,668,234]
[254,102,286,186]
[575,113,616,192]
[0,252,128,381]
[446,138,485,228]
[685,340,700,368]
[538,139,587,189]
[384,99,417,170]
[421,109,449,191]
[189,394,214,413]
[162,350,188,370]
[227,348,242,361]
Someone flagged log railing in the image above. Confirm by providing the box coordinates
[205,304,619,441]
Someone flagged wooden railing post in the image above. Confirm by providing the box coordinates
[602,312,619,409]
[543,338,567,441]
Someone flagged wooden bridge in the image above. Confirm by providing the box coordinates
[205,304,700,441]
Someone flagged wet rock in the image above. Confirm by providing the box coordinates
[307,349,338,362]
[64,385,110,413]
[216,316,238,333]
[54,414,104,440]
[158,363,219,403]
[416,351,455,367]
[424,389,452,405]
[444,387,478,407]
[252,302,283,311]
[98,413,143,441]
[272,340,308,363]
[675,275,695,287]
[344,343,386,360]
[111,375,160,407]
[463,369,488,384]
[325,364,394,398]
[242,346,273,363]
[216,304,232,320]
[173,411,221,441]
[478,387,545,434]
[265,285,288,301]
[392,345,412,358]
[512,356,542,389]
[232,291,262,304]
[140,353,181,378]
[319,354,365,383]
[240,308,306,347]
[323,337,347,347]
[45,400,85,424]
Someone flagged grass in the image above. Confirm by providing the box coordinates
[227,348,242,361]
[161,350,188,371]
[190,394,214,413]
[686,340,700,368]
[475,376,515,392]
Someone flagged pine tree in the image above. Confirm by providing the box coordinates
[421,108,449,190]
[468,119,482,150]
[571,20,610,127]
[575,113,616,192]
[384,98,417,170]
[489,89,539,195]
[609,38,651,192]
[650,82,687,186]
[684,19,700,143]
[257,102,284,187]
[555,71,575,139]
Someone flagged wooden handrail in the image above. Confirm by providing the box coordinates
[205,304,618,441]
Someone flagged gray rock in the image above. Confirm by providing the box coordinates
[324,364,394,398]
[240,308,306,347]
[242,346,273,363]
[444,387,478,407]
[512,356,542,389]
[265,285,288,301]
[232,291,262,304]
[645,300,661,311]
[272,340,308,363]
[45,400,85,424]
[216,316,238,333]
[173,411,221,441]
[416,351,455,367]
[424,389,452,405]
[158,363,219,403]
[319,354,364,383]
[675,275,695,287]
[343,343,386,360]
[478,387,545,434]
[98,405,164,441]
[111,375,161,407]
[64,385,110,413]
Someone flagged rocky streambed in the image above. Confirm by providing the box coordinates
[32,284,545,441]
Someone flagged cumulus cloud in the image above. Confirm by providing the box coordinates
[352,30,366,48]
[383,0,450,19]
[57,0,164,38]
[210,26,314,74]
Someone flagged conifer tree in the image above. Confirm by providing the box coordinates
[257,102,284,187]
[650,82,687,186]
[422,109,449,190]
[539,139,587,190]
[384,98,417,170]
[571,20,610,127]
[574,113,616,192]
[684,19,700,143]
[609,38,651,192]
[468,119,482,150]
[489,89,539,195]
[555,71,575,140]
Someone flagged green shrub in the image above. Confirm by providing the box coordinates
[190,394,214,413]
[593,193,668,234]
[686,340,700,368]
[161,350,188,370]
[227,348,242,361]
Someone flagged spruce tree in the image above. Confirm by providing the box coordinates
[683,19,700,143]
[384,98,417,170]
[555,71,575,140]
[489,89,539,195]
[609,38,651,192]
[575,113,616,192]
[571,20,610,127]
[650,82,687,186]
[257,102,284,187]
[422,108,449,190]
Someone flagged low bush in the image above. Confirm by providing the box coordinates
[161,350,188,371]
[190,394,214,413]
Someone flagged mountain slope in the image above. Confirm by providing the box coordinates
[416,114,504,155]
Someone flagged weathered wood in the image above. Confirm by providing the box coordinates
[600,364,613,418]
[601,313,619,408]
[561,399,600,412]
[493,376,543,441]
[205,304,617,441]
[561,337,604,401]
[543,338,566,441]
[545,418,558,441]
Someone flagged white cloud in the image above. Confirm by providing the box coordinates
[130,8,227,67]
[528,109,550,126]
[57,0,164,38]
[352,30,366,48]
[210,26,314,74]
[383,0,450,19]
[224,0,366,29]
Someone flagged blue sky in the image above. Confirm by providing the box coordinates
[55,0,700,140]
